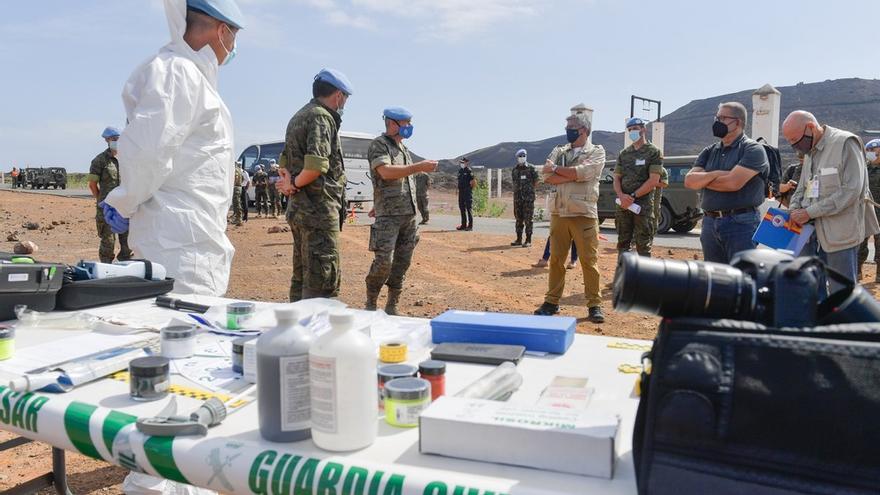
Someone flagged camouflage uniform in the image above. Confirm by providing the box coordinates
[267,167,281,217]
[614,142,663,257]
[414,172,431,224]
[858,163,880,278]
[512,162,539,244]
[231,166,243,225]
[653,165,669,232]
[88,149,132,263]
[283,98,346,302]
[364,135,419,314]
[253,170,269,216]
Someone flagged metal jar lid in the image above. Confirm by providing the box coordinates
[161,325,196,340]
[384,377,431,401]
[0,328,14,340]
[228,302,256,315]
[378,364,418,383]
[232,336,256,354]
[130,356,170,377]
[418,360,446,376]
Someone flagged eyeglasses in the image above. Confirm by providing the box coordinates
[715,115,739,123]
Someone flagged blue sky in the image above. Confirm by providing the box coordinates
[1,0,876,172]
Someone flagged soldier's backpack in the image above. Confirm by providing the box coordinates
[756,137,782,198]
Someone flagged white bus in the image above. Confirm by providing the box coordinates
[236,131,375,210]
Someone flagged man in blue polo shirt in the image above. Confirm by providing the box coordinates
[685,102,769,263]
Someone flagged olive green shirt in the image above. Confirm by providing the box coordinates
[283,99,346,231]
[368,135,417,217]
[88,148,120,204]
[615,142,663,205]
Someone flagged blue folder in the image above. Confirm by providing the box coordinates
[430,310,576,354]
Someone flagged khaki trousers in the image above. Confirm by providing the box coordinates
[545,215,602,308]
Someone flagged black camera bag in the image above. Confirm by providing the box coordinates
[633,317,880,495]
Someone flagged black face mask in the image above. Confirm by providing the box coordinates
[791,127,814,154]
[712,120,729,139]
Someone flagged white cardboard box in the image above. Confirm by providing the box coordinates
[419,396,619,479]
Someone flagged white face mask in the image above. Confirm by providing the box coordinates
[108,140,119,151]
[516,156,526,165]
[460,163,466,169]
[868,151,877,162]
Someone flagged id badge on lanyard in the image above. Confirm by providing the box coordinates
[806,175,819,199]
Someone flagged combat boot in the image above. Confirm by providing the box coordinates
[875,264,880,283]
[522,235,532,248]
[385,289,402,316]
[365,289,380,311]
[510,234,522,246]
[858,263,864,281]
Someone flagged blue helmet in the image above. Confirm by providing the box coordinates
[101,127,121,139]
[866,139,880,150]
[383,107,413,121]
[515,149,527,157]
[625,117,647,129]
[186,0,245,29]
[315,68,354,96]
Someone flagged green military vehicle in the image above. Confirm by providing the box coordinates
[598,155,702,234]
[23,167,67,189]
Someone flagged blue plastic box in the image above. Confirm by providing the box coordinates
[430,310,576,354]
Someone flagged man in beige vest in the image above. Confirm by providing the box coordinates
[534,110,606,323]
[785,110,880,290]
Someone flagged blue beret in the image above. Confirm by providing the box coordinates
[626,117,647,128]
[866,139,880,150]
[315,68,353,96]
[383,107,413,121]
[516,149,527,157]
[187,0,245,29]
[101,127,120,139]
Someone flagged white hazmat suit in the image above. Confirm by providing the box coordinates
[105,0,236,297]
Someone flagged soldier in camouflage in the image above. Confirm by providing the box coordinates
[614,117,663,257]
[276,68,352,302]
[231,161,243,226]
[87,127,133,263]
[267,160,281,218]
[858,139,880,281]
[653,165,668,232]
[415,172,431,225]
[510,148,539,247]
[365,107,438,314]
[252,165,269,217]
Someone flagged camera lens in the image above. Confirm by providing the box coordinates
[613,252,755,319]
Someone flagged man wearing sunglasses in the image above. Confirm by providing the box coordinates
[785,110,879,289]
[685,102,769,263]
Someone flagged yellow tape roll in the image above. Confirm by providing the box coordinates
[379,342,407,363]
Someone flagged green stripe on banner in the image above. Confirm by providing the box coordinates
[63,402,101,460]
[102,410,137,454]
[145,436,190,484]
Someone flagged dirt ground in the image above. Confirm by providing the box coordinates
[2,189,878,493]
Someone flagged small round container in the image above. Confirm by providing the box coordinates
[384,377,432,428]
[227,302,256,330]
[377,364,418,411]
[129,356,170,402]
[0,328,15,361]
[418,360,446,401]
[231,336,256,374]
[160,325,196,359]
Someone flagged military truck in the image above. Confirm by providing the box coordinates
[22,167,67,189]
[598,155,703,234]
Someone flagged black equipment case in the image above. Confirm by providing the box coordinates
[0,253,65,320]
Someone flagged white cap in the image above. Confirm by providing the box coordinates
[329,310,354,327]
[275,307,300,323]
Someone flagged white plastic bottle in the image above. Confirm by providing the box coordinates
[257,307,315,442]
[309,310,378,451]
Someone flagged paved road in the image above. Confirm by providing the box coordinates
[0,183,92,199]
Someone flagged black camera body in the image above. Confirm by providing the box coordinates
[613,249,880,327]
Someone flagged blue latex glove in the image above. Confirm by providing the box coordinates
[98,201,130,234]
